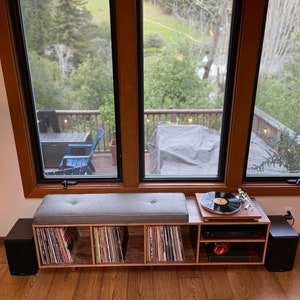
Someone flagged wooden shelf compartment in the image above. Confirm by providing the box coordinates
[123,226,144,264]
[33,225,93,267]
[144,225,198,265]
[92,225,128,265]
[200,224,268,242]
[198,242,266,265]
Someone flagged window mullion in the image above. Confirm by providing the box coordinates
[225,0,268,189]
[115,0,140,188]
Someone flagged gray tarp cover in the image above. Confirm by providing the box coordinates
[148,125,286,175]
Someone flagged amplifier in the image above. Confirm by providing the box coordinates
[202,225,264,239]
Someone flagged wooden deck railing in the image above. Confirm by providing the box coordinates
[56,110,108,151]
[54,108,289,152]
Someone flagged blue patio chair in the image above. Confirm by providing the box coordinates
[58,128,104,174]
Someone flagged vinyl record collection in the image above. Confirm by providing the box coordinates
[93,226,128,263]
[146,225,185,262]
[35,227,78,264]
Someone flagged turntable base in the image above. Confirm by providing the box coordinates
[195,193,262,221]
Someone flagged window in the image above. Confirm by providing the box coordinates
[246,0,300,180]
[139,0,238,180]
[1,0,299,197]
[10,0,120,181]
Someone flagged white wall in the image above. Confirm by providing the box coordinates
[0,61,41,236]
[0,60,300,236]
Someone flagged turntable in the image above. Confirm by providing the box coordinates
[195,189,262,221]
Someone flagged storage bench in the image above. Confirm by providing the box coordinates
[31,194,271,268]
[33,193,189,224]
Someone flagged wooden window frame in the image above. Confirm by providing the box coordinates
[0,0,298,198]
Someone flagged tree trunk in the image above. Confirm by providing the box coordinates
[202,0,227,80]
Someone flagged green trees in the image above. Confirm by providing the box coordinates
[254,0,300,132]
[54,0,98,68]
[256,76,300,132]
[251,129,300,173]
[144,50,215,110]
[20,0,300,133]
[143,0,230,111]
[28,52,62,110]
[65,55,113,110]
[20,0,55,55]
[20,0,114,111]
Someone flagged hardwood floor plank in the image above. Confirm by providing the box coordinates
[275,269,300,300]
[201,266,235,300]
[0,239,7,264]
[45,268,80,299]
[226,266,258,299]
[0,264,28,299]
[127,267,154,300]
[176,265,202,278]
[20,268,56,299]
[227,266,282,299]
[249,266,288,299]
[73,268,105,300]
[151,266,181,300]
[98,267,128,300]
[177,267,208,299]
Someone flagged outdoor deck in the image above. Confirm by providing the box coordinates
[90,153,117,176]
[68,153,152,176]
[42,108,294,177]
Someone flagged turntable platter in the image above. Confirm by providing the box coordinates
[200,191,241,215]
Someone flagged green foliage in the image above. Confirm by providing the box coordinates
[256,75,300,132]
[20,0,55,55]
[21,0,300,141]
[251,130,300,173]
[65,55,114,110]
[100,99,116,133]
[85,0,111,25]
[144,49,215,109]
[20,0,114,111]
[156,0,226,29]
[144,33,165,49]
[28,52,62,109]
[54,0,99,67]
[143,1,201,44]
[144,47,163,56]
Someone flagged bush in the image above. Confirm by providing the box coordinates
[144,33,164,49]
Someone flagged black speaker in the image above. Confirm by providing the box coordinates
[4,218,38,275]
[265,215,299,272]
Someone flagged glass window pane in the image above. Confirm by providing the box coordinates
[142,0,235,178]
[246,0,300,178]
[19,0,118,179]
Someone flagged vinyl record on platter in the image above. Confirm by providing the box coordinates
[200,191,241,214]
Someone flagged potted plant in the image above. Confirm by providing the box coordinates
[101,102,117,165]
[109,136,117,165]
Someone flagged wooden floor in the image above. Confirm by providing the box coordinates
[1,238,300,300]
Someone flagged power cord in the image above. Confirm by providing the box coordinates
[284,211,295,226]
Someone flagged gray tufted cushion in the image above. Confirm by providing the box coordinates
[33,193,189,224]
